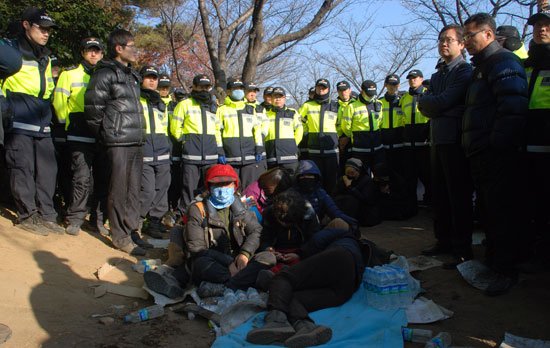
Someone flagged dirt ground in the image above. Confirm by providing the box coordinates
[0,206,549,348]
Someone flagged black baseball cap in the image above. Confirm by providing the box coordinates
[361,80,377,92]
[22,8,57,28]
[315,78,330,88]
[272,87,286,96]
[496,26,520,40]
[384,74,400,85]
[264,87,274,96]
[336,81,350,90]
[158,73,171,87]
[244,82,260,91]
[308,87,315,94]
[139,65,159,78]
[193,74,212,87]
[528,3,550,25]
[227,78,244,89]
[406,70,423,79]
[80,37,103,51]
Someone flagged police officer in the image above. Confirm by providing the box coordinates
[53,37,109,236]
[298,86,316,161]
[341,80,385,174]
[495,25,529,59]
[245,81,268,173]
[170,74,223,214]
[400,69,431,212]
[2,8,64,236]
[380,74,405,177]
[138,65,171,239]
[264,87,303,174]
[299,78,340,193]
[336,80,354,175]
[217,78,263,189]
[158,73,172,105]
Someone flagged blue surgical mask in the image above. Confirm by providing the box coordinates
[209,186,235,209]
[231,89,245,101]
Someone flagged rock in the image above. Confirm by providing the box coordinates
[99,317,115,325]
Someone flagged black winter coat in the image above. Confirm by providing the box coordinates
[419,56,472,145]
[462,41,528,157]
[84,59,146,146]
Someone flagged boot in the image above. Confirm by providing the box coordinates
[197,281,226,298]
[144,218,164,238]
[284,319,332,348]
[246,310,296,345]
[144,270,184,298]
[166,242,185,267]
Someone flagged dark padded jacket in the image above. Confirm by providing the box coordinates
[184,196,262,258]
[84,58,145,146]
[462,41,528,157]
[0,40,22,145]
[419,55,472,145]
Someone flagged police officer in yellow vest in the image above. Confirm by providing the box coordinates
[400,69,431,212]
[264,87,303,174]
[52,36,108,236]
[245,81,268,173]
[217,78,264,189]
[158,73,172,105]
[299,78,340,193]
[170,74,223,213]
[380,74,405,176]
[341,80,385,174]
[336,80,355,175]
[138,65,171,241]
[495,25,529,60]
[2,8,64,236]
[523,4,550,246]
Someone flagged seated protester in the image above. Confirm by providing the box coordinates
[260,190,321,276]
[293,160,357,230]
[246,228,365,347]
[242,167,293,214]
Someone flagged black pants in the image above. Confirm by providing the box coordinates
[268,246,357,324]
[52,138,71,215]
[431,144,473,254]
[523,152,550,235]
[232,162,263,191]
[106,146,143,247]
[385,147,405,179]
[4,134,57,221]
[179,163,211,214]
[469,148,520,273]
[310,154,339,194]
[351,149,386,175]
[403,146,431,211]
[168,160,182,212]
[191,249,276,290]
[66,141,108,226]
[140,162,171,220]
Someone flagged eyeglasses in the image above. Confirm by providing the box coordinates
[463,29,488,41]
[123,43,137,50]
[437,37,460,44]
[32,23,52,34]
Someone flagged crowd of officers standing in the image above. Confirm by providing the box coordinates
[1,4,549,296]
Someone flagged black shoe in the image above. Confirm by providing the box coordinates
[144,219,164,239]
[117,241,147,256]
[144,271,184,298]
[38,217,65,234]
[246,310,296,345]
[131,231,153,249]
[442,253,473,270]
[17,215,49,236]
[197,281,226,298]
[485,272,518,297]
[284,319,332,348]
[422,244,452,256]
[65,224,81,236]
[256,269,275,292]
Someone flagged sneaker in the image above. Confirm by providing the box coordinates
[65,224,81,236]
[131,231,153,249]
[246,310,296,345]
[144,271,184,298]
[117,241,146,256]
[197,281,226,298]
[17,215,49,236]
[284,319,332,348]
[37,216,65,234]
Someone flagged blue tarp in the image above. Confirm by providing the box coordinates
[212,288,407,348]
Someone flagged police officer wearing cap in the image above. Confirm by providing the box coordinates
[400,69,431,212]
[261,86,274,112]
[336,80,355,175]
[2,8,65,236]
[380,74,405,176]
[244,81,268,173]
[157,73,172,105]
[495,25,529,59]
[298,78,340,193]
[217,78,263,189]
[522,1,550,256]
[341,80,385,174]
[170,74,223,214]
[53,36,109,236]
[138,65,171,242]
[263,87,303,173]
[298,87,316,161]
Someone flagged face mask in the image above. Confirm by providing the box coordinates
[298,177,318,193]
[346,175,358,181]
[191,90,212,104]
[231,89,245,100]
[209,186,235,209]
[365,89,377,98]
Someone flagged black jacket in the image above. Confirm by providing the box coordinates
[0,39,22,145]
[419,55,472,145]
[84,58,145,146]
[462,41,528,157]
[524,43,550,148]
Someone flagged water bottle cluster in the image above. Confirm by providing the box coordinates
[363,264,412,310]
[215,287,264,314]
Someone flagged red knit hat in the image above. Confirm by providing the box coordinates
[205,164,239,190]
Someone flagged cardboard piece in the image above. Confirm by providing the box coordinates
[406,296,453,324]
[94,257,129,280]
[92,283,149,300]
[500,332,550,348]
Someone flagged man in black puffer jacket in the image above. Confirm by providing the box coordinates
[462,13,528,296]
[84,29,147,255]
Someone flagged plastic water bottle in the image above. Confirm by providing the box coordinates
[386,266,399,309]
[246,287,263,303]
[235,289,247,302]
[137,259,162,266]
[377,266,391,310]
[125,305,164,323]
[402,327,433,344]
[132,264,158,273]
[370,267,382,309]
[388,265,411,307]
[425,332,452,348]
[223,289,237,308]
